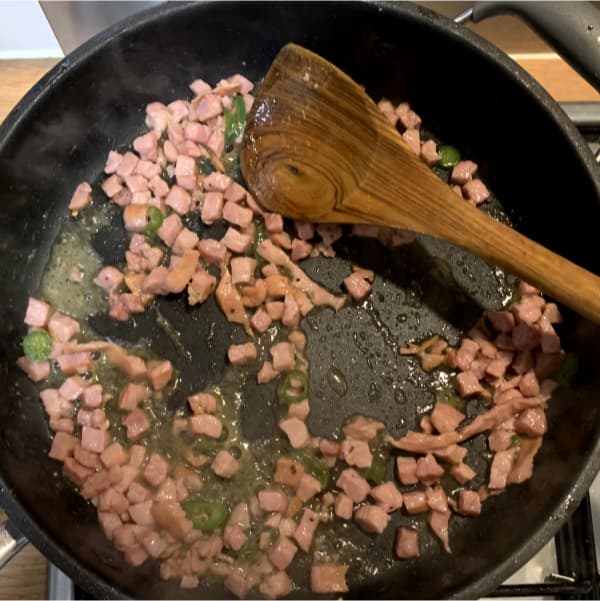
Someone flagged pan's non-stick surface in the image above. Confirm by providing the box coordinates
[1,2,600,599]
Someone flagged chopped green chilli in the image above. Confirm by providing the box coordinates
[182,499,229,532]
[144,206,164,236]
[293,450,329,488]
[22,330,52,361]
[224,94,246,146]
[277,370,309,405]
[437,145,461,168]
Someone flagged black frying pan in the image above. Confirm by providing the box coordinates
[1,2,600,599]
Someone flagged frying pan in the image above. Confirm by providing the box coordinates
[1,1,600,598]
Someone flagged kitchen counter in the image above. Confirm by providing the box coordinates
[0,53,598,600]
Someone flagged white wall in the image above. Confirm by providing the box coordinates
[0,1,62,59]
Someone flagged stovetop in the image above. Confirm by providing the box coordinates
[47,102,600,601]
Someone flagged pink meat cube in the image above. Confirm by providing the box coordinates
[451,160,478,185]
[58,376,88,401]
[172,228,199,256]
[98,511,123,541]
[187,268,216,305]
[395,528,419,559]
[48,431,77,462]
[416,453,444,485]
[354,504,390,534]
[512,321,541,351]
[512,296,544,325]
[450,462,476,484]
[98,487,129,514]
[203,171,232,192]
[146,360,173,390]
[340,438,372,469]
[291,239,312,261]
[224,203,254,230]
[189,78,211,97]
[296,473,321,502]
[403,491,428,514]
[489,450,515,490]
[251,308,272,334]
[279,417,309,448]
[402,128,420,154]
[116,151,139,177]
[336,468,370,503]
[174,155,197,191]
[463,179,490,205]
[48,312,80,343]
[207,129,225,157]
[430,402,465,433]
[100,442,129,469]
[268,536,297,571]
[62,456,92,486]
[396,102,421,129]
[197,238,227,264]
[187,392,218,415]
[456,371,484,397]
[458,490,481,516]
[148,175,169,198]
[200,191,224,224]
[295,222,314,240]
[514,407,547,437]
[94,266,123,293]
[122,409,151,440]
[396,456,418,485]
[143,453,169,487]
[166,185,192,215]
[188,414,223,438]
[293,508,319,552]
[81,426,109,453]
[257,361,279,384]
[420,140,440,166]
[224,182,247,203]
[81,384,103,409]
[223,525,248,552]
[342,415,385,442]
[539,317,561,354]
[334,493,353,520]
[184,121,211,144]
[270,342,295,372]
[231,257,257,285]
[259,571,292,600]
[124,174,148,194]
[288,399,310,420]
[486,310,515,333]
[456,338,479,371]
[128,500,155,527]
[265,301,284,320]
[344,272,372,301]
[369,482,403,513]
[24,297,52,327]
[104,150,123,174]
[118,383,148,411]
[221,227,252,253]
[543,303,562,324]
[211,450,240,479]
[264,213,284,234]
[488,429,514,453]
[227,342,257,365]
[282,294,300,327]
[258,489,288,513]
[133,132,158,162]
[194,94,223,122]
[227,74,254,94]
[157,213,183,247]
[127,482,150,505]
[519,369,540,397]
[135,160,160,180]
[426,486,448,513]
[310,564,348,594]
[69,182,92,210]
[56,352,91,375]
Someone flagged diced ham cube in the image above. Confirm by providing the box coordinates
[270,342,295,372]
[396,456,418,485]
[518,369,540,397]
[133,132,158,162]
[69,182,92,210]
[197,238,227,264]
[223,182,246,205]
[118,383,148,411]
[100,442,129,469]
[293,508,319,552]
[430,402,465,433]
[188,414,222,438]
[221,227,252,253]
[296,473,321,502]
[257,361,279,384]
[458,490,481,516]
[369,482,403,513]
[344,272,372,301]
[512,321,541,351]
[334,493,353,520]
[143,453,169,487]
[279,417,309,448]
[227,342,257,365]
[122,204,148,233]
[223,524,248,552]
[187,267,217,306]
[58,375,87,401]
[124,174,148,194]
[489,449,515,490]
[188,392,218,415]
[81,426,109,453]
[98,511,122,541]
[172,228,199,256]
[104,150,123,174]
[463,179,490,205]
[98,487,129,514]
[340,438,372,469]
[342,415,385,442]
[189,78,211,97]
[24,297,52,327]
[194,94,222,122]
[259,571,293,600]
[48,312,80,343]
[396,102,421,129]
[451,160,478,185]
[420,140,440,166]
[265,301,284,320]
[456,338,479,371]
[128,500,155,527]
[403,491,428,514]
[514,407,547,437]
[200,191,224,224]
[146,359,173,390]
[396,527,419,559]
[174,155,197,191]
[281,293,300,327]
[456,371,484,397]
[157,213,183,247]
[203,171,232,192]
[268,536,297,571]
[288,399,310,420]
[211,450,240,479]
[336,468,370,503]
[223,201,253,228]
[450,462,476,484]
[402,128,420,154]
[231,257,256,286]
[539,317,561,354]
[310,564,348,594]
[48,431,77,462]
[512,296,544,325]
[486,309,515,333]
[165,184,192,215]
[428,509,451,553]
[94,266,124,294]
[122,409,151,440]
[290,238,312,261]
[415,453,444,485]
[81,384,102,409]
[258,489,288,513]
[251,308,272,334]
[62,456,92,486]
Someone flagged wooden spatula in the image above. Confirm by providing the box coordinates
[241,43,600,323]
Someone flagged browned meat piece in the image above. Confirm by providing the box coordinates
[427,509,451,553]
[430,402,465,433]
[310,564,349,594]
[215,264,252,335]
[395,528,419,559]
[508,436,542,484]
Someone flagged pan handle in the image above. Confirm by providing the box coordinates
[456,1,600,91]
[0,520,27,569]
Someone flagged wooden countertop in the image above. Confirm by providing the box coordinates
[0,53,597,601]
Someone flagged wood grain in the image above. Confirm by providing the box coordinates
[0,47,595,599]
[242,44,600,323]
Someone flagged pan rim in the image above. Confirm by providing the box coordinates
[0,1,599,599]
